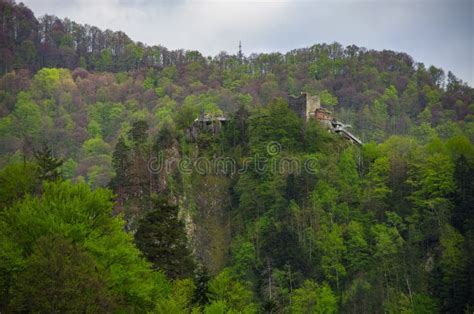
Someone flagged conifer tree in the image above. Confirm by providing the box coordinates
[33,143,63,181]
[128,120,149,146]
[111,136,131,188]
[134,200,195,279]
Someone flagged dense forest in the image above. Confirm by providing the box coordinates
[0,0,473,313]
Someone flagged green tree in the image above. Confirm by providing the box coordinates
[291,280,337,314]
[249,98,302,153]
[318,224,346,291]
[337,149,361,205]
[362,156,390,217]
[128,120,149,145]
[82,137,112,156]
[207,268,257,313]
[452,154,474,233]
[155,278,196,313]
[232,239,257,279]
[111,136,131,189]
[10,235,114,313]
[98,49,113,71]
[409,151,455,233]
[203,300,227,314]
[319,90,338,109]
[12,92,42,157]
[0,162,38,209]
[30,68,69,99]
[438,224,469,313]
[371,223,403,299]
[345,221,369,273]
[34,143,64,181]
[0,181,167,311]
[134,201,195,279]
[13,92,41,137]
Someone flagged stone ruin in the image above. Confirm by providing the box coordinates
[186,92,362,145]
[289,92,362,145]
[186,113,228,141]
[288,93,321,121]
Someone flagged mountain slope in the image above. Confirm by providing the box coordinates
[0,0,473,313]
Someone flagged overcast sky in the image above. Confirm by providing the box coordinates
[24,0,473,86]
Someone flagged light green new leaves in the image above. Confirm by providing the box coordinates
[0,181,169,311]
[291,280,337,314]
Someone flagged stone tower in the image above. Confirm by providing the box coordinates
[288,92,321,121]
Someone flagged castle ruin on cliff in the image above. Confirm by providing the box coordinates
[288,92,362,145]
[288,93,321,121]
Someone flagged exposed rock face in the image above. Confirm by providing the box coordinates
[186,175,232,275]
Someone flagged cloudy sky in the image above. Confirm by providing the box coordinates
[24,0,473,86]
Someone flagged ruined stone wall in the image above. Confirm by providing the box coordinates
[306,94,320,120]
[288,94,307,119]
[288,93,321,121]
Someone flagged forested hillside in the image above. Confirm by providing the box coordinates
[0,0,473,313]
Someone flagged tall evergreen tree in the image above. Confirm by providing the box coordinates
[134,200,195,279]
[33,143,63,181]
[111,136,131,188]
[452,155,474,233]
[128,120,149,146]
